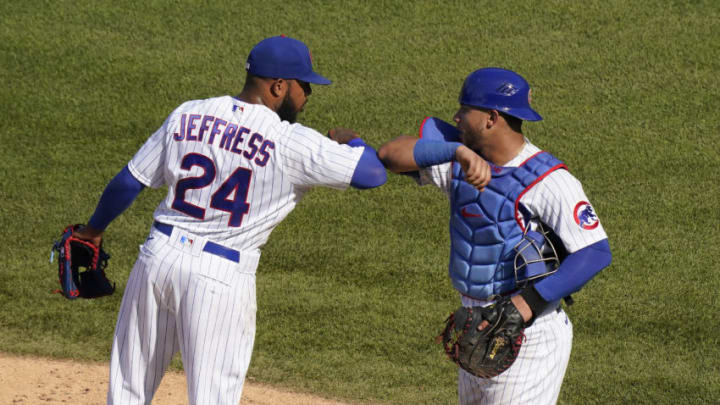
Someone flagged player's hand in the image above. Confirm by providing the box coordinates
[327,127,359,144]
[477,295,532,331]
[456,145,491,191]
[72,224,104,247]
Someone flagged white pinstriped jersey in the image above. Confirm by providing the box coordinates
[417,140,607,254]
[128,96,363,254]
[110,95,364,404]
[419,140,594,404]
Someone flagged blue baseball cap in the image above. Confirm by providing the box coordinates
[245,36,331,85]
[459,68,542,121]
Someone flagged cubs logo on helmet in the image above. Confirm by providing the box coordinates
[458,67,543,122]
[495,83,519,96]
[573,201,599,230]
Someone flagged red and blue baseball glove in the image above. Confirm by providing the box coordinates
[50,224,115,299]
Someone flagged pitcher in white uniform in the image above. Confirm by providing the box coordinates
[71,35,387,405]
[378,67,612,404]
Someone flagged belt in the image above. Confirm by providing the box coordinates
[153,221,240,263]
[461,291,561,316]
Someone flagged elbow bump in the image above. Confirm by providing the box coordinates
[376,145,391,164]
[375,167,388,186]
[352,168,387,189]
[366,167,388,188]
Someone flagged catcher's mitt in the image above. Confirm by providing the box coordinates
[50,224,115,299]
[439,298,526,378]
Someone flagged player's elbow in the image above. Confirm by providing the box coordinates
[377,142,404,173]
[377,137,418,174]
[351,165,387,189]
[376,143,393,168]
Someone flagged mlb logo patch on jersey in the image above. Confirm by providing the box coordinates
[573,201,599,230]
[169,229,206,257]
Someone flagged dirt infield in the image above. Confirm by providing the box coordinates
[0,352,349,405]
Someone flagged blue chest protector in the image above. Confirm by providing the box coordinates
[449,151,566,300]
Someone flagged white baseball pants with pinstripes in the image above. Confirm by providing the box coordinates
[107,226,260,405]
[458,308,573,405]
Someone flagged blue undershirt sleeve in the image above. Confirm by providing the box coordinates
[533,239,612,302]
[87,166,145,231]
[413,138,462,168]
[348,138,387,189]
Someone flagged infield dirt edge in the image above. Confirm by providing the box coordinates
[0,352,351,405]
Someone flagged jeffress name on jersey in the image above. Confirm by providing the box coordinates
[172,113,275,167]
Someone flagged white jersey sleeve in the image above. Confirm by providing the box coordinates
[276,124,363,190]
[521,169,608,254]
[127,115,174,188]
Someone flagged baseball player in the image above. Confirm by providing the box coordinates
[71,35,387,405]
[377,67,612,404]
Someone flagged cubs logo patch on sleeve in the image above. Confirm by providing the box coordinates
[573,201,599,230]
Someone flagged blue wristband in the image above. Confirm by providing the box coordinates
[413,139,462,168]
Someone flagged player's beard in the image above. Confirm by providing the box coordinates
[459,125,485,155]
[460,131,475,150]
[277,92,298,123]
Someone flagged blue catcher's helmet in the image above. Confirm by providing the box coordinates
[459,68,542,121]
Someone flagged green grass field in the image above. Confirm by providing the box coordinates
[2,0,719,403]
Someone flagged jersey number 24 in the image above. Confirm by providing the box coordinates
[172,153,251,227]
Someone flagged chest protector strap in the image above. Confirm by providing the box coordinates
[448,151,566,300]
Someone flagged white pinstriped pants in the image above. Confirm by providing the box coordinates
[107,226,259,405]
[457,307,573,405]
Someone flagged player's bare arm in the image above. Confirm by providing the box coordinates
[377,135,419,172]
[378,136,490,191]
[455,145,491,192]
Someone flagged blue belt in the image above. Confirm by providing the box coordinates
[153,221,240,263]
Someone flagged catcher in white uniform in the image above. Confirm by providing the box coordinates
[72,36,387,404]
[378,68,612,404]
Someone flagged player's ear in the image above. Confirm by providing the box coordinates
[270,79,288,98]
[487,109,499,129]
